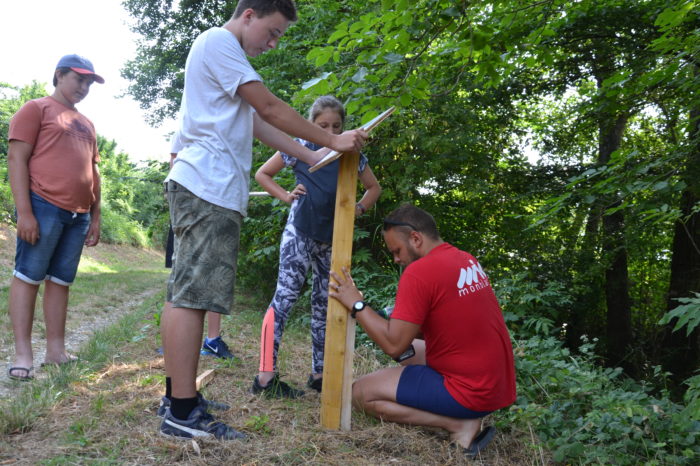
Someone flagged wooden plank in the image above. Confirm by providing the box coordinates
[320,151,360,431]
[309,107,395,173]
[341,303,357,430]
[195,369,215,391]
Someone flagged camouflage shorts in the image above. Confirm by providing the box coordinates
[165,180,241,315]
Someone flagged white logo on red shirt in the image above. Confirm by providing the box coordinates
[457,259,490,296]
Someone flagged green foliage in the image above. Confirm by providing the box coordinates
[349,260,400,351]
[494,273,572,338]
[0,166,14,224]
[95,134,169,247]
[244,414,271,434]
[660,292,700,337]
[508,336,700,464]
[0,81,48,158]
[99,207,149,247]
[98,136,170,241]
[683,375,700,426]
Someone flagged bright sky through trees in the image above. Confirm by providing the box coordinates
[1,0,177,163]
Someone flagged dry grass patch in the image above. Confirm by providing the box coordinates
[3,294,538,465]
[0,234,542,464]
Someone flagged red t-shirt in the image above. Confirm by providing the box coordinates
[9,96,100,213]
[392,243,516,412]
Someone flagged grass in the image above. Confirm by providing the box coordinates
[0,229,539,465]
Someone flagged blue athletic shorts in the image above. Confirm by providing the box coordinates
[396,365,493,419]
[14,192,90,286]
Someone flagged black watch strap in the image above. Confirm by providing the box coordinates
[351,300,366,318]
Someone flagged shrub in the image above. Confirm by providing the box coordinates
[0,166,14,224]
[99,206,148,247]
[505,336,700,464]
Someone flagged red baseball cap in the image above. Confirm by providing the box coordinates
[56,54,105,84]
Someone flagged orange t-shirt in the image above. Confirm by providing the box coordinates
[8,96,100,213]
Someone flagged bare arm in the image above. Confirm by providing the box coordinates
[355,165,381,217]
[7,140,39,245]
[255,152,306,204]
[239,81,367,153]
[85,163,101,247]
[329,268,419,359]
[253,114,326,166]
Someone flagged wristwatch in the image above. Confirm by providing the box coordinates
[393,344,416,363]
[351,300,366,319]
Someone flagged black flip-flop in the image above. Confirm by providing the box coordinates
[8,366,34,381]
[463,426,496,459]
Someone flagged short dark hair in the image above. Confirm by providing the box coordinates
[53,67,72,87]
[233,0,297,21]
[383,203,441,240]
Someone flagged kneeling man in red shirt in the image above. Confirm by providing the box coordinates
[330,203,516,459]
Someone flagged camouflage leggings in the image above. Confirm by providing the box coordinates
[259,222,331,375]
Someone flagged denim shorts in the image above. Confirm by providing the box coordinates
[396,365,493,419]
[165,180,242,315]
[14,192,90,286]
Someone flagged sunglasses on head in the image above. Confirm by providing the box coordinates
[382,218,418,231]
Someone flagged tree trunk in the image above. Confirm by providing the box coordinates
[566,206,603,350]
[598,114,635,374]
[662,104,700,385]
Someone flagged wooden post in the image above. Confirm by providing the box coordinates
[320,151,360,431]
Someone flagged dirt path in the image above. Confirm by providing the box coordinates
[0,225,166,398]
[0,288,160,399]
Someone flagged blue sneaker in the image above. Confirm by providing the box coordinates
[160,404,246,440]
[201,336,235,360]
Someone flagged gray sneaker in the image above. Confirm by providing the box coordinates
[157,393,230,417]
[251,374,305,399]
[160,404,246,440]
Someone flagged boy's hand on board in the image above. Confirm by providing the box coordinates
[331,129,368,153]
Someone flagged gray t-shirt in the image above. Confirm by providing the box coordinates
[167,27,262,215]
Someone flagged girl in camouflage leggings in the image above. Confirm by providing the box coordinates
[252,96,381,398]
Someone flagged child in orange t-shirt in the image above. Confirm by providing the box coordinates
[6,54,103,380]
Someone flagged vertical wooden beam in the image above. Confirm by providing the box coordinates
[320,151,359,431]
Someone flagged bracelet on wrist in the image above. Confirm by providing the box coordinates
[356,202,366,215]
